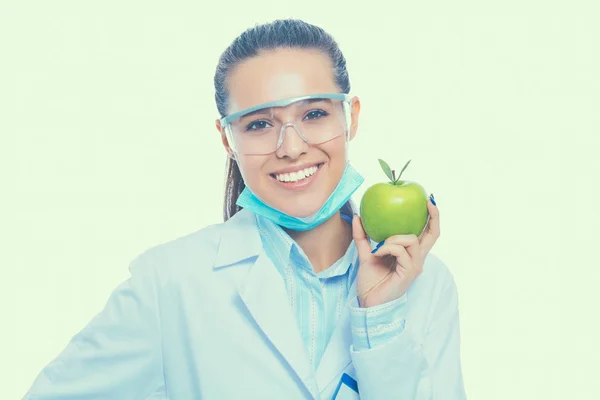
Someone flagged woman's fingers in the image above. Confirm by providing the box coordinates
[372,242,415,274]
[419,195,440,256]
[383,234,421,262]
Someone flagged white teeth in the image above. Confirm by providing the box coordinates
[275,165,319,183]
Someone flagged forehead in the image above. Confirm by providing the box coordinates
[226,48,339,114]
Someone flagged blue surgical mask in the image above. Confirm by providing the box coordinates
[236,162,364,231]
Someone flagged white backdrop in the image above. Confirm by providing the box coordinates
[2,1,599,398]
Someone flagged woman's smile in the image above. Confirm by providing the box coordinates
[269,162,325,191]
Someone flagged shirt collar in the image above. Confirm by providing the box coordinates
[255,205,358,279]
[316,240,358,279]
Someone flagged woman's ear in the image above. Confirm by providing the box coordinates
[215,119,235,159]
[349,96,361,141]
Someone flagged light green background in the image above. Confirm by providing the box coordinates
[2,1,599,398]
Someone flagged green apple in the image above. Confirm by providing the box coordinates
[359,159,429,243]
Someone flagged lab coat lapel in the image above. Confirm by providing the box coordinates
[315,276,358,391]
[237,250,314,392]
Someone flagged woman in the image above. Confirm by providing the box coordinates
[25,19,466,399]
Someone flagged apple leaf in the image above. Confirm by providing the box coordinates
[378,159,394,182]
[397,159,412,180]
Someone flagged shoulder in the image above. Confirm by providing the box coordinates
[405,253,461,335]
[128,209,260,282]
[422,252,457,288]
[409,252,460,306]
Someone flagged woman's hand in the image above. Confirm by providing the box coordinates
[352,194,440,308]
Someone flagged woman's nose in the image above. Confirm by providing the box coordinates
[275,124,309,159]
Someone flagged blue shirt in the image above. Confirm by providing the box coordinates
[256,211,407,371]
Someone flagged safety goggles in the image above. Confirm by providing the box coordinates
[220,93,353,156]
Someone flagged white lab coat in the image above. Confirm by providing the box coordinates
[24,208,466,399]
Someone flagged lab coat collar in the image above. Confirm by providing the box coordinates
[213,205,369,395]
[213,210,318,395]
[238,252,360,396]
[213,209,262,269]
[237,250,319,397]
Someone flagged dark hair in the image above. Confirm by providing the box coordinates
[214,18,351,221]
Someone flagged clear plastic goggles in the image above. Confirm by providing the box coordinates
[220,93,353,156]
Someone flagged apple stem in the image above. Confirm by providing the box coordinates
[391,170,396,182]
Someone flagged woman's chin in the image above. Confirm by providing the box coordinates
[260,191,330,218]
[275,203,322,218]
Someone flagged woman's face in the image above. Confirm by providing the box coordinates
[217,48,360,218]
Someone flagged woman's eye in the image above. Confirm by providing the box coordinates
[246,120,270,131]
[304,110,328,120]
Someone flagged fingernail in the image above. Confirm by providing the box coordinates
[430,193,437,206]
[371,240,385,254]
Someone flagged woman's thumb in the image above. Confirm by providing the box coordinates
[352,215,373,259]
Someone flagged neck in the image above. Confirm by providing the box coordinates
[285,210,353,274]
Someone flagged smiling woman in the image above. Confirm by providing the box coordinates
[216,47,358,222]
[24,18,466,399]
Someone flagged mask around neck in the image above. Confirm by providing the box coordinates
[236,162,364,231]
